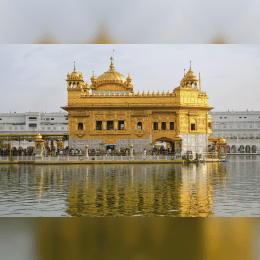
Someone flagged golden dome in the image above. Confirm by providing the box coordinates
[96,57,126,84]
[127,72,132,82]
[180,62,198,86]
[112,92,116,97]
[85,144,89,149]
[71,61,79,76]
[175,133,182,140]
[35,133,42,141]
[137,91,141,97]
[91,71,97,82]
[185,62,198,81]
[220,133,226,143]
[127,92,131,97]
[130,142,133,148]
[185,69,197,81]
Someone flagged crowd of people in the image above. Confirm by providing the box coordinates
[0,147,175,157]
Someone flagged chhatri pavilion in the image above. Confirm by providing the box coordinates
[61,57,213,153]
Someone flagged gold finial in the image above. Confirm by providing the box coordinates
[130,142,133,148]
[184,69,185,76]
[190,61,191,69]
[74,61,76,71]
[110,56,114,65]
[128,71,130,77]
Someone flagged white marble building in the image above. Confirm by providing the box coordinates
[0,111,68,149]
[209,110,260,153]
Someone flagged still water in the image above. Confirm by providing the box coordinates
[0,155,260,217]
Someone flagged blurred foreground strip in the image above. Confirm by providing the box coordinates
[36,218,257,260]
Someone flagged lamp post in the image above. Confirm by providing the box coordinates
[130,142,133,159]
[85,143,89,160]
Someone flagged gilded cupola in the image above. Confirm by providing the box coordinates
[180,61,198,89]
[90,57,133,93]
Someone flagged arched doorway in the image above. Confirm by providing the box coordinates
[226,145,230,153]
[154,137,175,155]
[252,145,257,153]
[239,145,244,153]
[245,145,250,153]
[231,145,236,153]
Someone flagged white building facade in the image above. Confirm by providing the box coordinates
[0,111,68,149]
[209,110,260,153]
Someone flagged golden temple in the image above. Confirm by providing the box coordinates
[62,57,213,153]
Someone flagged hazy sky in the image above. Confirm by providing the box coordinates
[0,44,259,113]
[1,0,260,43]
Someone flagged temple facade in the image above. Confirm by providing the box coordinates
[61,58,213,153]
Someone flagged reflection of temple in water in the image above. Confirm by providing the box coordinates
[0,164,227,217]
[177,163,227,217]
[56,164,227,217]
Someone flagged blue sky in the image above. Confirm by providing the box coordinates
[0,44,260,113]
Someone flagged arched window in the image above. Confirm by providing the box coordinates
[78,123,83,131]
[137,122,142,130]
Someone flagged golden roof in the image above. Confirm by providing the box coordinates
[96,57,126,83]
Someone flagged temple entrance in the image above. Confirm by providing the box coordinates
[105,144,116,153]
[252,145,257,153]
[231,145,236,153]
[154,137,175,154]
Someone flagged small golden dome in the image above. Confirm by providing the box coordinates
[112,92,116,97]
[92,93,96,97]
[97,92,101,97]
[35,133,42,141]
[85,144,89,149]
[132,92,136,96]
[107,92,111,97]
[147,91,151,97]
[166,90,170,96]
[152,91,156,97]
[127,92,131,97]
[175,133,182,140]
[220,133,226,143]
[142,91,146,97]
[157,90,161,96]
[122,92,126,97]
[127,72,132,82]
[137,91,141,97]
[71,61,79,76]
[102,92,106,97]
[130,142,133,148]
[116,92,121,97]
[161,90,165,96]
